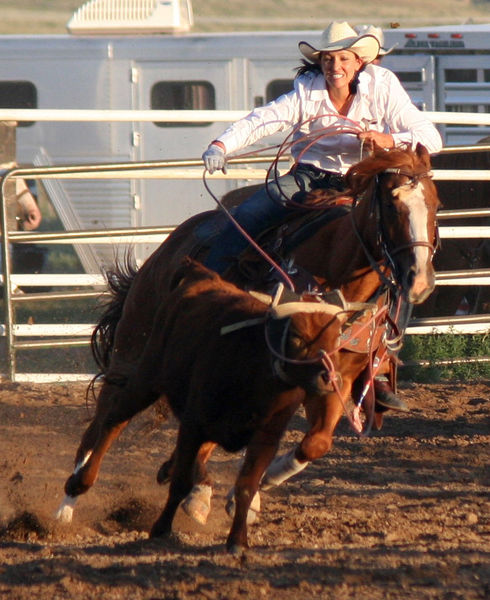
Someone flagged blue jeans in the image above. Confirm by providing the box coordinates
[205,163,345,274]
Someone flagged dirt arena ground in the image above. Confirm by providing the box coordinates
[0,380,488,599]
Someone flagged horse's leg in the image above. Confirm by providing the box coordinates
[260,389,346,490]
[156,449,176,485]
[298,388,348,459]
[261,356,362,488]
[56,381,124,522]
[157,441,218,525]
[150,422,203,538]
[227,400,300,554]
[157,441,216,485]
[224,460,261,525]
[180,441,218,524]
[57,382,158,522]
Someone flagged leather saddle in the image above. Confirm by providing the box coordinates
[191,195,352,293]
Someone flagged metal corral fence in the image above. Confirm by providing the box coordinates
[1,109,489,382]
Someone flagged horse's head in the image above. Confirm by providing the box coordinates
[347,143,441,304]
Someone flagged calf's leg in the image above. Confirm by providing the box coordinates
[227,398,300,554]
[150,422,203,538]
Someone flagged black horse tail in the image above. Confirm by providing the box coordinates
[91,253,138,374]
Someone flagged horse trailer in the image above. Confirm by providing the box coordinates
[0,6,489,268]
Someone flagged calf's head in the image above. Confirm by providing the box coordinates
[267,300,349,395]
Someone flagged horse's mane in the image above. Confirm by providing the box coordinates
[345,145,429,197]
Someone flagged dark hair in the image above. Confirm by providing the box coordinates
[295,58,366,94]
[295,59,322,78]
[349,69,360,94]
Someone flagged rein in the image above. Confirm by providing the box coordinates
[202,171,297,292]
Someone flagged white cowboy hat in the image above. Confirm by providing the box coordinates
[355,24,398,56]
[299,21,380,64]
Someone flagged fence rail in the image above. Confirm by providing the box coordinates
[0,108,489,125]
[1,109,489,381]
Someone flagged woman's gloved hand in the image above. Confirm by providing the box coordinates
[202,142,227,174]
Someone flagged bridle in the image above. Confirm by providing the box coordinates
[350,166,439,295]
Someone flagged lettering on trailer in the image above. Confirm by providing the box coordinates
[404,40,465,49]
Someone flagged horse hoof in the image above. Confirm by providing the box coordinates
[181,484,212,525]
[374,412,384,430]
[55,495,77,523]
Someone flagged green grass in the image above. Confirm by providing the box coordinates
[0,0,488,34]
[400,332,490,382]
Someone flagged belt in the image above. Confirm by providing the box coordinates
[293,163,346,189]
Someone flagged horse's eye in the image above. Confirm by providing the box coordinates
[384,198,401,214]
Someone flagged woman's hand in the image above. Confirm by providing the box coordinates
[358,130,394,150]
[202,142,227,174]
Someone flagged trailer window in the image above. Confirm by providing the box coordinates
[395,72,423,83]
[445,104,482,129]
[0,81,37,128]
[445,69,477,83]
[151,81,215,127]
[266,80,294,103]
[445,69,489,126]
[446,104,479,113]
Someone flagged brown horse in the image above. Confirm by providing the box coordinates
[59,258,358,552]
[57,143,440,531]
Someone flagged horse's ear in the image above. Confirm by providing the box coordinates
[415,143,431,167]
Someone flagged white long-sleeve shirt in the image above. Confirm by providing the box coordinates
[217,64,443,174]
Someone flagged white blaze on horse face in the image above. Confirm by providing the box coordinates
[393,181,433,299]
[394,181,430,264]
